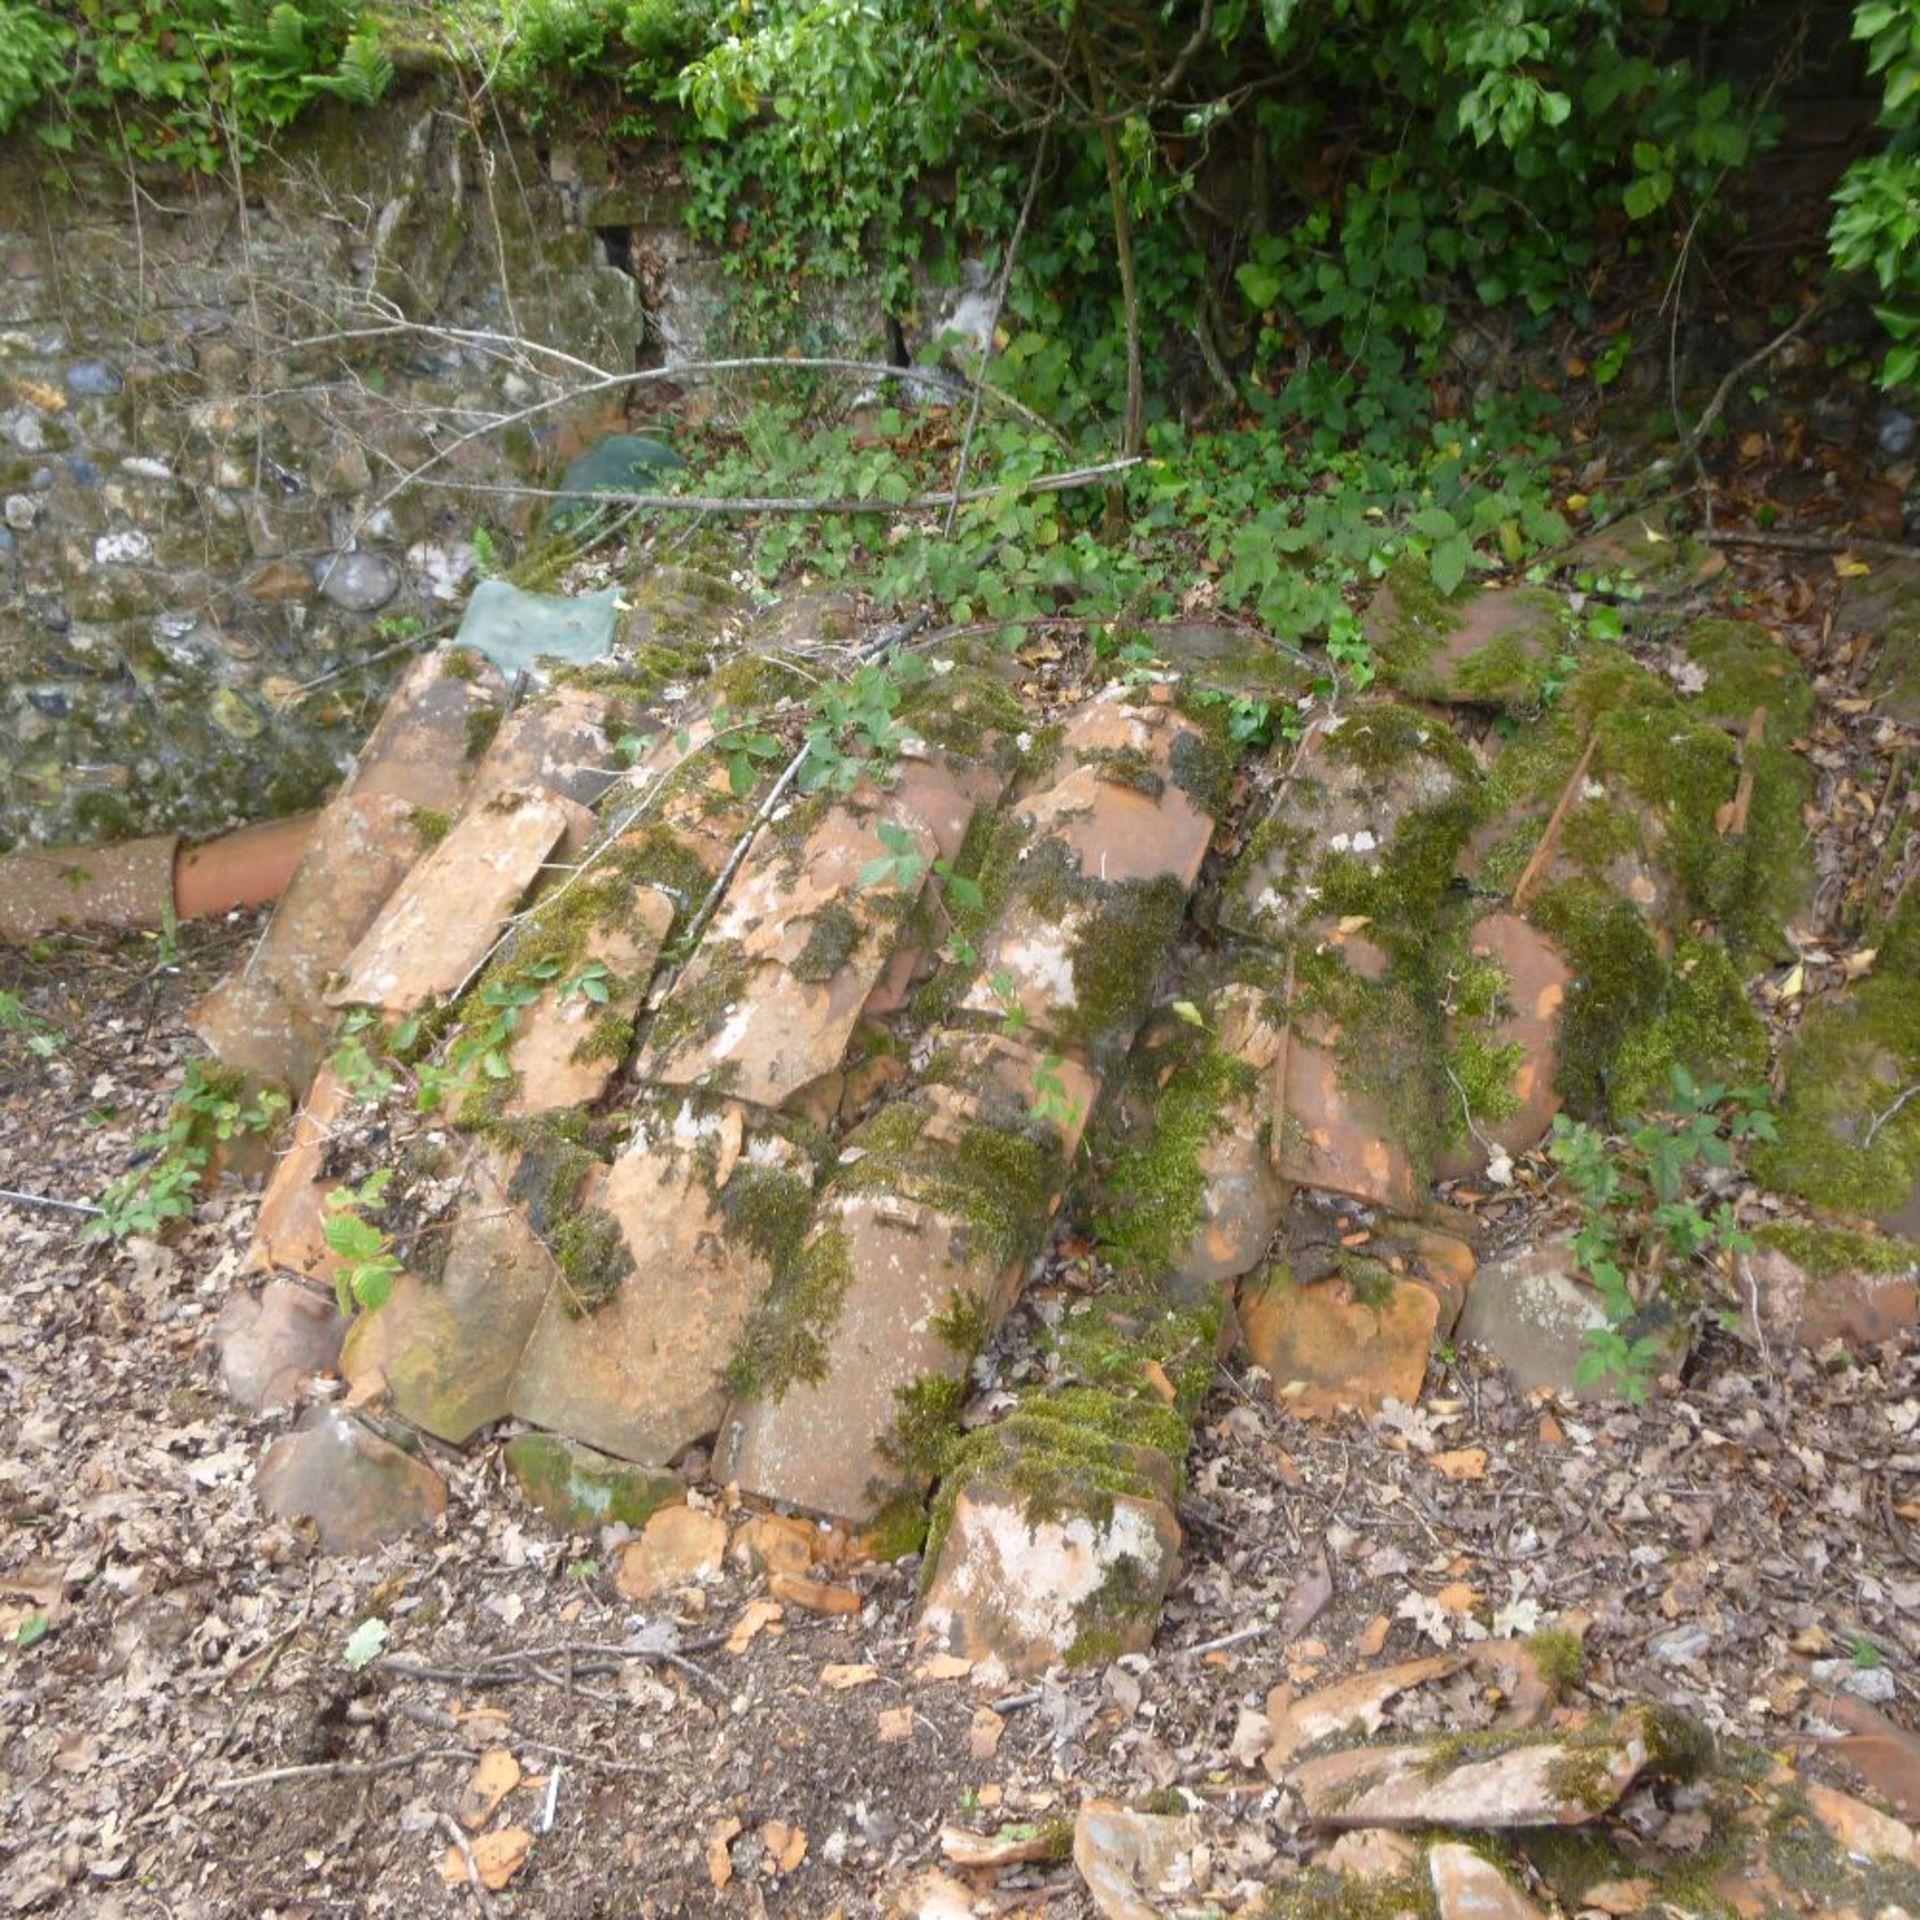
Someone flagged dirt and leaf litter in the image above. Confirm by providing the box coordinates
[0,926,1916,1917]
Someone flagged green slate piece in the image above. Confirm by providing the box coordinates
[547,434,685,528]
[452,578,622,683]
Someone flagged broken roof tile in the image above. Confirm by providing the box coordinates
[509,1113,807,1465]
[326,786,593,1014]
[639,784,956,1110]
[500,893,672,1119]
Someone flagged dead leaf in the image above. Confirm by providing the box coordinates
[769,1571,861,1616]
[1432,1447,1488,1482]
[1281,1541,1333,1637]
[1537,1412,1567,1446]
[439,1826,532,1891]
[726,1598,784,1655]
[914,1652,973,1683]
[761,1819,807,1874]
[969,1707,1004,1762]
[821,1663,879,1690]
[706,1817,742,1889]
[457,1747,522,1832]
[1434,1581,1481,1615]
[1141,1358,1176,1404]
[878,1706,915,1743]
[1356,1614,1391,1659]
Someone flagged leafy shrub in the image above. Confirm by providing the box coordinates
[1831,1,1920,386]
[2,0,390,171]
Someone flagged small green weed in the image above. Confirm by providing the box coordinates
[87,1062,287,1242]
[1548,1066,1776,1402]
[0,990,63,1061]
[323,1169,404,1314]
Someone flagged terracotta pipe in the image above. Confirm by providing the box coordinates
[173,814,319,920]
[0,814,319,944]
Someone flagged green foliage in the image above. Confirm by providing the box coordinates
[323,1168,404,1314]
[1831,1,1920,387]
[0,990,64,1062]
[2,0,392,172]
[489,0,708,137]
[87,1060,287,1241]
[1547,1066,1775,1402]
[342,1616,389,1669]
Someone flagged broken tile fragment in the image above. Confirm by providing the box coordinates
[1221,703,1474,948]
[504,1432,683,1533]
[190,791,434,1088]
[920,1474,1182,1676]
[1366,567,1567,714]
[640,782,950,1109]
[1270,1015,1421,1214]
[1743,1234,1918,1351]
[1240,1259,1440,1418]
[328,786,593,1014]
[717,1036,1093,1519]
[1427,1842,1549,1919]
[247,1064,354,1285]
[466,683,620,814]
[500,892,672,1117]
[254,1405,446,1553]
[214,1278,345,1414]
[1433,911,1570,1180]
[510,1113,806,1466]
[1072,1801,1208,1920]
[340,1151,555,1444]
[616,1503,727,1601]
[1292,1716,1653,1829]
[960,688,1216,1058]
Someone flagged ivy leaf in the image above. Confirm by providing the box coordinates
[1430,533,1473,595]
[343,1618,390,1671]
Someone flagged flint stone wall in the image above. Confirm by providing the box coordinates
[0,83,817,853]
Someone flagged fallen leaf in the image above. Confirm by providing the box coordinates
[706,1817,742,1889]
[1141,1359,1176,1404]
[761,1819,807,1874]
[821,1663,879,1690]
[914,1652,974,1683]
[726,1598,784,1655]
[439,1826,533,1891]
[969,1706,1004,1762]
[878,1706,915,1743]
[1356,1614,1391,1659]
[1434,1581,1481,1615]
[1779,962,1805,999]
[769,1572,861,1616]
[1281,1541,1333,1637]
[457,1747,522,1832]
[1538,1412,1567,1446]
[1432,1448,1488,1482]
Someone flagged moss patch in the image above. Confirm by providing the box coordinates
[1093,1026,1258,1282]
[1754,900,1920,1214]
[1609,936,1768,1122]
[1754,1220,1918,1277]
[723,1219,854,1403]
[549,1204,633,1317]
[791,900,862,983]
